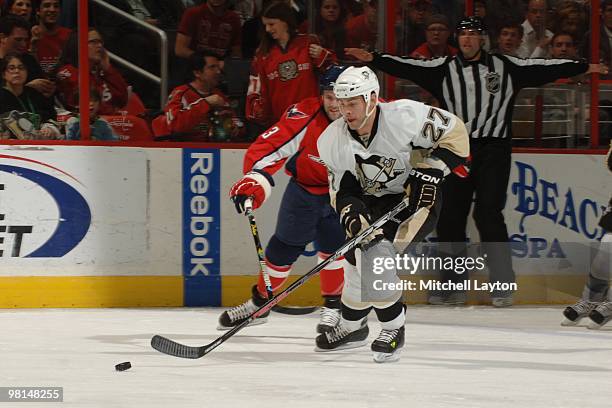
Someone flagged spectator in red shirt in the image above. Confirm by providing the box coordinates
[30,0,71,76]
[411,14,457,59]
[408,14,457,107]
[345,0,377,50]
[246,1,336,129]
[175,0,242,59]
[153,51,243,141]
[315,0,349,61]
[56,28,129,115]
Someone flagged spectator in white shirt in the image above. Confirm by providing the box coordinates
[517,0,553,58]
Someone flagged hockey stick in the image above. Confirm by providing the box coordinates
[151,199,423,359]
[244,198,316,315]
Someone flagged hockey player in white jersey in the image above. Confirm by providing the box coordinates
[316,66,469,362]
[562,142,612,329]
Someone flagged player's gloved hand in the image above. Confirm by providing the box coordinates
[404,167,444,214]
[339,198,383,249]
[452,154,471,178]
[229,171,273,214]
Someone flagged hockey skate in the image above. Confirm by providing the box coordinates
[561,299,598,326]
[315,317,369,351]
[428,290,467,306]
[371,326,405,363]
[316,296,341,333]
[491,296,513,307]
[587,302,612,329]
[217,286,269,330]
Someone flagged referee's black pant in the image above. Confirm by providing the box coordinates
[436,138,516,290]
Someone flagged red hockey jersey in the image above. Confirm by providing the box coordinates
[152,84,242,141]
[244,96,332,195]
[56,64,128,115]
[246,34,335,128]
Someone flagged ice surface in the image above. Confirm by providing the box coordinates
[1,307,611,408]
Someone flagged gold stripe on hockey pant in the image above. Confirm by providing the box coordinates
[393,206,431,254]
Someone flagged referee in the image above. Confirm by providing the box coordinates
[346,16,609,307]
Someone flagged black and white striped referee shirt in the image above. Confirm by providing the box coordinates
[370,52,589,140]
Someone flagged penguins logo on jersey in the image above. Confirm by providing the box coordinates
[278,60,298,81]
[355,155,403,194]
[485,72,500,93]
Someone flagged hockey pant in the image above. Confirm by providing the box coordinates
[256,179,345,297]
[341,194,440,325]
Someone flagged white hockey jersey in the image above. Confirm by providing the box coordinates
[317,99,469,203]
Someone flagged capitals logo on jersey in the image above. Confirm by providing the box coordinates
[286,104,308,119]
[355,155,404,194]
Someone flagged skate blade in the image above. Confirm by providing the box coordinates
[314,340,368,352]
[560,317,582,327]
[373,349,402,363]
[587,320,603,330]
[216,317,268,331]
[587,318,610,330]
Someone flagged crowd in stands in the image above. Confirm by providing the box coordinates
[0,0,609,145]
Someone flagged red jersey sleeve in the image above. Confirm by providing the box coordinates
[307,34,337,69]
[100,66,128,111]
[56,64,79,109]
[244,97,322,177]
[157,86,212,134]
[246,55,272,126]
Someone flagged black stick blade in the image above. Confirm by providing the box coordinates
[272,305,318,315]
[151,335,205,359]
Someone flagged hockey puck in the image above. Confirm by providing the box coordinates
[115,362,132,371]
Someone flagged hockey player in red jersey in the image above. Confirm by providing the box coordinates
[219,65,348,334]
[246,1,336,128]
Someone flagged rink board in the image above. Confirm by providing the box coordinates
[0,145,608,307]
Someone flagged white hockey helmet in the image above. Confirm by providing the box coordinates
[333,66,379,103]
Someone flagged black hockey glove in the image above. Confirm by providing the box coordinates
[339,197,383,249]
[404,167,444,214]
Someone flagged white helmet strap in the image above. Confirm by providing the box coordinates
[356,92,376,130]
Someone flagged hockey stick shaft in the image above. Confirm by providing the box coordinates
[151,198,421,359]
[244,198,274,299]
[244,199,314,314]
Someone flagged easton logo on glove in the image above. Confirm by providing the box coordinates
[408,168,442,184]
[404,167,444,213]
